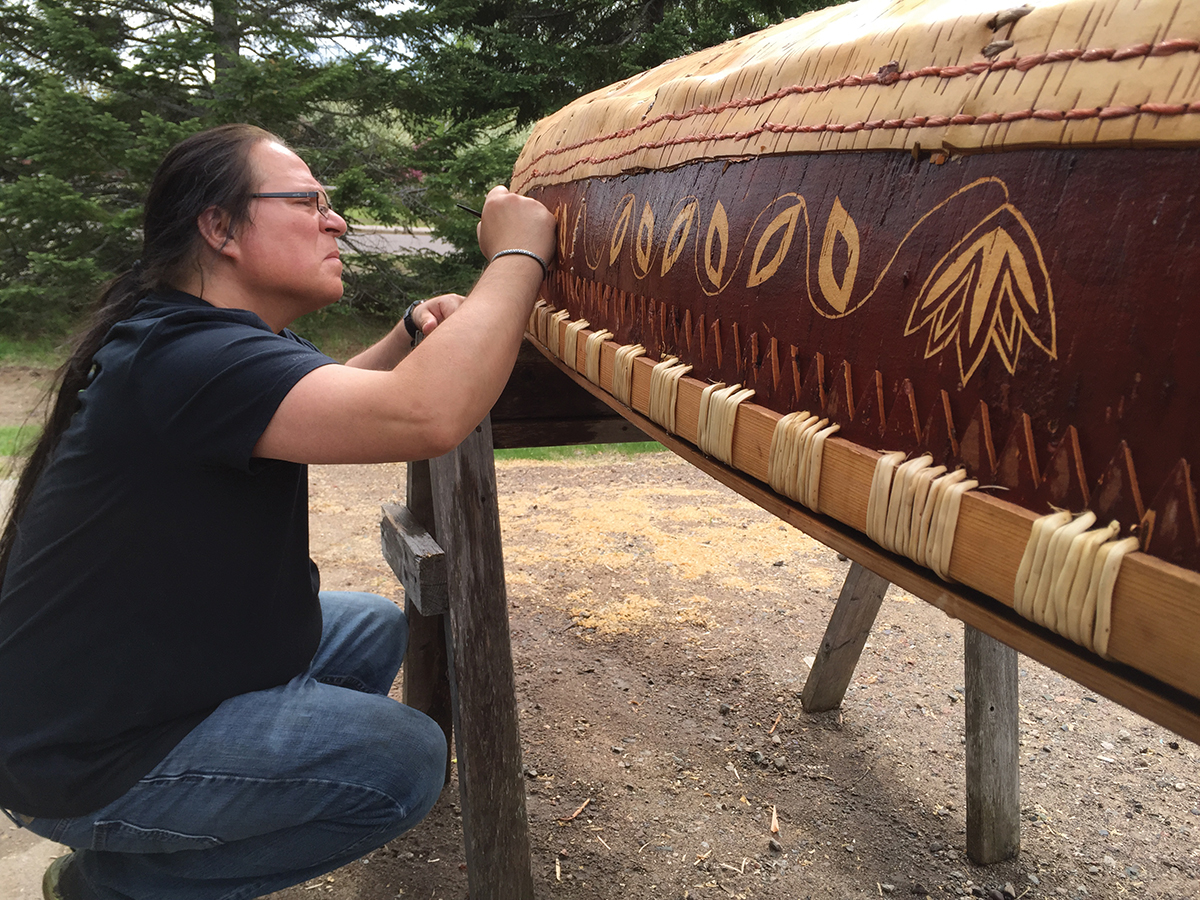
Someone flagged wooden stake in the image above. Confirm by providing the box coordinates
[396,459,453,783]
[558,798,592,823]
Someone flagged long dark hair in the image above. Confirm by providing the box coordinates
[0,123,282,587]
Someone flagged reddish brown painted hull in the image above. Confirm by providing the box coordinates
[529,147,1200,569]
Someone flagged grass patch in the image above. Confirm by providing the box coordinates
[0,333,69,367]
[0,425,40,458]
[494,442,665,462]
[289,306,394,361]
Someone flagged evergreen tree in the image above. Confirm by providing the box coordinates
[0,0,437,331]
[0,0,836,334]
[390,0,837,250]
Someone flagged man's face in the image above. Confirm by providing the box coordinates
[231,141,348,319]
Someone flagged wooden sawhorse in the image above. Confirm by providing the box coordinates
[381,342,1200,898]
[802,562,1020,863]
[381,346,648,897]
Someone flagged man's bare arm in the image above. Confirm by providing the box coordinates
[254,187,555,464]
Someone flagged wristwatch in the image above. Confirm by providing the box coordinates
[402,301,422,345]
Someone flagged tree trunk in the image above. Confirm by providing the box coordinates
[211,0,239,84]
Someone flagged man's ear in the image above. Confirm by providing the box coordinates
[196,206,238,257]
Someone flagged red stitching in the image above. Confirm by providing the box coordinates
[1112,43,1152,61]
[513,37,1200,188]
[1152,38,1200,56]
[1140,103,1186,115]
[520,102,1200,185]
[1099,105,1140,119]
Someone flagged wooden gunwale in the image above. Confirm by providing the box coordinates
[523,319,1200,741]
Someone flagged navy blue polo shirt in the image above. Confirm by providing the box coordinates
[0,290,336,818]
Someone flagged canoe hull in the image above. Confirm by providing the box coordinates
[525,143,1200,570]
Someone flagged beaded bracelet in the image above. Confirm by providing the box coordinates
[490,248,549,279]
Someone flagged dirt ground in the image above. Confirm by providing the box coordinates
[2,367,1198,900]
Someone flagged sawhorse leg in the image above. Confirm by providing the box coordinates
[964,625,1021,863]
[381,420,533,898]
[801,562,890,713]
[801,561,1020,864]
[428,417,534,900]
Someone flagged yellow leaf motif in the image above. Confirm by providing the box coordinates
[609,194,635,266]
[634,202,655,278]
[906,205,1055,385]
[556,201,571,262]
[747,198,804,288]
[817,197,860,314]
[704,201,730,291]
[581,196,606,271]
[661,200,697,276]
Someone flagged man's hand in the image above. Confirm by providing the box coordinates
[412,293,465,339]
[343,293,465,370]
[477,186,557,266]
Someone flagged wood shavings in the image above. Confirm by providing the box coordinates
[558,797,592,822]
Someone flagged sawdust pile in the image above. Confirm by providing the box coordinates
[497,455,844,636]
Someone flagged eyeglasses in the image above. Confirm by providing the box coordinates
[250,190,334,219]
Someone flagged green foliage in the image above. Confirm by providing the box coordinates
[0,0,428,333]
[288,304,393,362]
[1,0,840,337]
[392,0,837,127]
[386,0,839,248]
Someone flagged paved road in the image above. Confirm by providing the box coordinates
[339,226,454,255]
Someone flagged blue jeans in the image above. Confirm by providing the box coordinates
[22,592,447,900]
